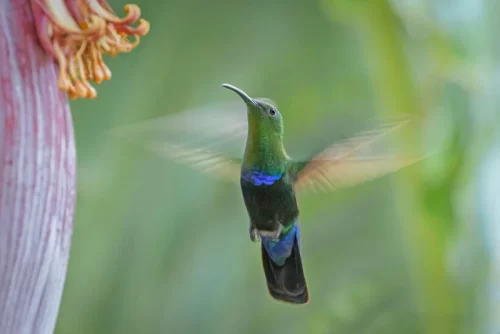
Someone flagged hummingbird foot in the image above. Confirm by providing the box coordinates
[271,224,283,242]
[249,227,260,242]
[258,224,283,242]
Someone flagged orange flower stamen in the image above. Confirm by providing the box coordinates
[31,0,150,99]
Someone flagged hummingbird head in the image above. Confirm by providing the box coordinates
[221,83,284,138]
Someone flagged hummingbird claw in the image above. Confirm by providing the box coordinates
[272,224,284,242]
[249,227,260,242]
[254,223,284,242]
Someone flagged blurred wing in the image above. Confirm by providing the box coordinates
[294,156,423,192]
[145,141,242,182]
[109,98,274,183]
[293,119,423,192]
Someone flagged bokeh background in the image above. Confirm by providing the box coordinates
[55,0,500,333]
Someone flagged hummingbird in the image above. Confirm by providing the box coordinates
[113,84,424,305]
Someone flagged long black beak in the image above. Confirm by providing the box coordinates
[221,83,256,106]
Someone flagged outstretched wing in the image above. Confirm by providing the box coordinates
[109,98,274,183]
[292,118,424,192]
[144,141,243,182]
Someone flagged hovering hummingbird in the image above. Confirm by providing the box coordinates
[113,84,424,305]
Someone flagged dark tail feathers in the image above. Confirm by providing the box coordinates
[260,235,309,304]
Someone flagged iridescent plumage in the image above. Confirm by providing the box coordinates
[241,169,283,186]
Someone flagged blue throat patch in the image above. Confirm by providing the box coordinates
[241,169,283,186]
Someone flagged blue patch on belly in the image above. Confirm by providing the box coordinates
[241,169,283,186]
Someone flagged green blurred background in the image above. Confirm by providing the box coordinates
[55,0,500,333]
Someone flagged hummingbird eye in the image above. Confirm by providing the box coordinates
[269,108,276,116]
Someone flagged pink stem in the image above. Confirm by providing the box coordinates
[0,0,76,333]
